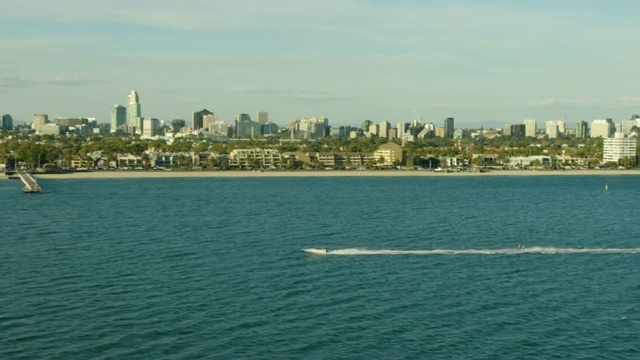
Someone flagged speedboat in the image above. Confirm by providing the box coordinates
[302,248,328,255]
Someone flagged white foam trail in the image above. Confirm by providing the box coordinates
[324,247,640,256]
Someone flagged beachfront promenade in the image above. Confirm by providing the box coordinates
[30,168,640,179]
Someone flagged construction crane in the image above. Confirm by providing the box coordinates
[412,105,423,123]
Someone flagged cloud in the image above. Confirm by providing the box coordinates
[527,97,640,107]
[0,75,107,88]
[228,87,355,101]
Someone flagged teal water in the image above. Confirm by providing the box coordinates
[1,176,639,359]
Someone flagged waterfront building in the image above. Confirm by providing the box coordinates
[1,114,13,131]
[228,148,282,167]
[576,120,589,139]
[444,117,454,138]
[127,91,141,128]
[508,155,551,168]
[523,119,537,137]
[590,119,614,138]
[110,105,126,133]
[33,114,49,133]
[603,132,636,164]
[192,109,213,130]
[257,111,268,125]
[373,142,403,166]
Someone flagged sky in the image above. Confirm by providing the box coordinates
[1,0,639,128]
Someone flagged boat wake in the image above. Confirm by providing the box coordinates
[305,247,640,256]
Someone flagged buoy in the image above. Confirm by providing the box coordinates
[605,184,609,191]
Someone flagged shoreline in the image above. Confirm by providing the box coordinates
[20,169,640,179]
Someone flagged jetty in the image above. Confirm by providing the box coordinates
[17,171,42,193]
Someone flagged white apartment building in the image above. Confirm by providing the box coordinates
[603,132,636,163]
[229,148,281,167]
[590,119,613,138]
[523,119,537,137]
[545,120,565,138]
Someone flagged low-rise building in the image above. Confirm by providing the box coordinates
[373,142,403,165]
[229,148,281,167]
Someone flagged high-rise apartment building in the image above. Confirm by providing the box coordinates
[362,120,372,132]
[590,119,614,138]
[379,121,391,138]
[33,114,49,132]
[1,114,13,131]
[235,113,259,138]
[192,109,213,130]
[171,119,186,134]
[603,132,636,163]
[545,120,565,138]
[110,105,126,133]
[202,114,217,130]
[621,118,637,135]
[257,111,268,125]
[444,117,454,138]
[523,119,537,137]
[127,91,141,127]
[290,117,329,139]
[576,120,589,139]
[142,118,160,137]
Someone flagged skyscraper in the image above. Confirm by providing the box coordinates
[171,119,186,134]
[576,120,588,139]
[523,119,537,137]
[33,114,49,132]
[110,105,126,133]
[379,121,391,138]
[1,114,13,131]
[444,117,454,138]
[127,91,141,127]
[257,111,268,125]
[192,109,213,130]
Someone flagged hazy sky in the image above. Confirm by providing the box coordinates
[1,0,639,127]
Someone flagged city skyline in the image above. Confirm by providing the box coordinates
[1,1,639,126]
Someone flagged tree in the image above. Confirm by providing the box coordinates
[141,153,151,169]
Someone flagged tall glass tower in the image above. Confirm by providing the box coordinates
[1,114,13,131]
[444,117,454,138]
[127,91,141,127]
[111,105,126,132]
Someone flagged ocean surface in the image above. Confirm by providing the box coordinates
[1,175,639,359]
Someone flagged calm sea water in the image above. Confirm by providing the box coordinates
[1,175,639,359]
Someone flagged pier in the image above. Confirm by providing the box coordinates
[17,171,42,193]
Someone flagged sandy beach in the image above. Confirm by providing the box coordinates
[27,169,640,179]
